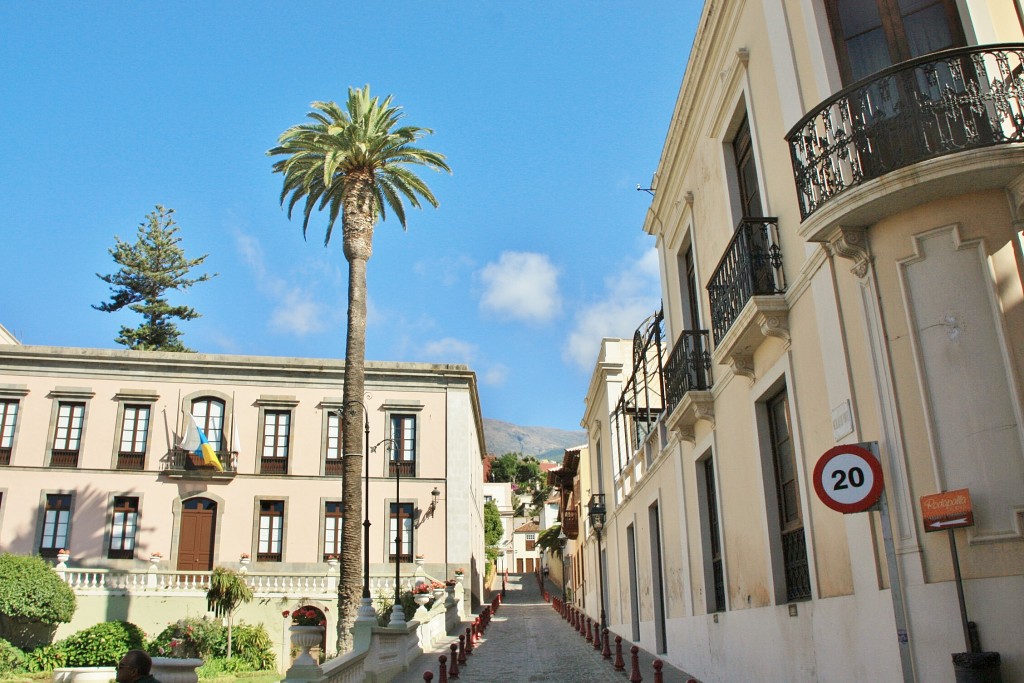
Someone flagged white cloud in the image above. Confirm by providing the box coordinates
[563,248,661,371]
[481,363,510,387]
[478,251,562,323]
[233,228,330,337]
[420,337,478,364]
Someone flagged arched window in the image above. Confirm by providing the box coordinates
[191,398,225,452]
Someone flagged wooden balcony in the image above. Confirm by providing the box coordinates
[562,508,580,539]
[116,452,145,471]
[0,447,10,466]
[50,449,79,468]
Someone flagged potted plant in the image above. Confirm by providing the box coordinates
[412,582,432,608]
[326,554,338,568]
[55,549,70,564]
[431,580,446,600]
[286,607,326,668]
[149,551,163,564]
[453,567,464,578]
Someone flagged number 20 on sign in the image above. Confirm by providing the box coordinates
[813,444,885,514]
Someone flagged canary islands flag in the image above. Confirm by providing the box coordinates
[179,415,224,472]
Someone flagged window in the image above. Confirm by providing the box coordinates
[191,398,225,451]
[325,412,342,476]
[258,500,284,562]
[260,410,290,474]
[109,497,139,559]
[526,533,536,551]
[824,0,965,84]
[733,114,763,219]
[389,502,414,562]
[52,402,85,468]
[679,244,701,331]
[40,494,71,556]
[117,405,150,470]
[389,415,416,476]
[768,389,810,602]
[324,501,342,560]
[0,400,17,466]
[702,456,726,612]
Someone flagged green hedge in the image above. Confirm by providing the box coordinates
[58,621,146,667]
[0,638,25,674]
[0,554,76,625]
[148,618,274,670]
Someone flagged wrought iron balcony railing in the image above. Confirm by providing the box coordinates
[787,44,1024,220]
[663,330,712,416]
[707,218,785,345]
[389,460,416,477]
[164,448,237,476]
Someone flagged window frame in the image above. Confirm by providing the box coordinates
[39,493,73,557]
[823,0,966,85]
[108,496,140,560]
[324,410,342,476]
[256,499,285,562]
[116,404,152,470]
[388,414,418,477]
[0,398,19,466]
[388,501,414,563]
[322,500,343,561]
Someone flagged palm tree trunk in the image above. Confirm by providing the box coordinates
[337,174,374,653]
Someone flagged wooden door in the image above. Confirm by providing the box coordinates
[516,558,524,573]
[177,498,216,571]
[526,557,535,573]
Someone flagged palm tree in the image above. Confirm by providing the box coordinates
[206,567,253,658]
[268,85,450,652]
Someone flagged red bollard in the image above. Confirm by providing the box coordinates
[613,636,625,671]
[586,617,594,642]
[602,627,612,659]
[424,672,433,682]
[592,622,601,651]
[438,655,448,683]
[458,635,467,665]
[653,659,664,683]
[629,645,642,682]
[465,626,474,654]
[449,643,460,679]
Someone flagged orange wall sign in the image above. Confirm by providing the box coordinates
[920,488,974,532]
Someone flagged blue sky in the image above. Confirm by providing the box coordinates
[0,4,698,432]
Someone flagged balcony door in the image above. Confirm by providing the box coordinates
[824,0,965,84]
[177,498,217,571]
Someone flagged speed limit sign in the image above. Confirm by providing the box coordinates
[813,444,884,513]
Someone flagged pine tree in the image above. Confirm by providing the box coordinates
[94,206,216,352]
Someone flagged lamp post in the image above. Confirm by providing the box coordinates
[338,401,375,624]
[587,494,607,633]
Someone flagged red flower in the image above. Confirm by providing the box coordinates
[282,610,290,618]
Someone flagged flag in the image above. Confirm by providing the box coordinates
[180,415,224,472]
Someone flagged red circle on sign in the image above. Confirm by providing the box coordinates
[813,445,884,514]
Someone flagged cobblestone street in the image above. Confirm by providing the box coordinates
[391,574,697,683]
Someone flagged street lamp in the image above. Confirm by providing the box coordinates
[338,401,375,626]
[587,493,607,633]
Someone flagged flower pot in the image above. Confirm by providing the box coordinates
[149,555,162,564]
[56,553,70,564]
[239,556,250,565]
[151,657,203,683]
[433,588,446,601]
[52,666,117,682]
[289,625,324,668]
[414,593,431,607]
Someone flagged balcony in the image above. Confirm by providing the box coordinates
[707,218,788,379]
[162,448,236,480]
[663,330,714,443]
[325,458,343,476]
[0,447,9,466]
[561,508,580,540]
[50,449,80,468]
[116,451,145,471]
[389,460,415,477]
[787,44,1024,236]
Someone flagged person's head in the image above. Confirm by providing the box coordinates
[116,649,152,683]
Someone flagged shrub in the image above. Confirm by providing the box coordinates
[196,656,256,678]
[149,617,226,659]
[58,620,145,667]
[0,638,25,674]
[22,644,66,673]
[0,554,76,625]
[231,624,275,671]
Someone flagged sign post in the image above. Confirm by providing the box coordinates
[920,489,975,653]
[813,443,914,683]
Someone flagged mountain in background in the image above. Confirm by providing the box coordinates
[482,418,586,461]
